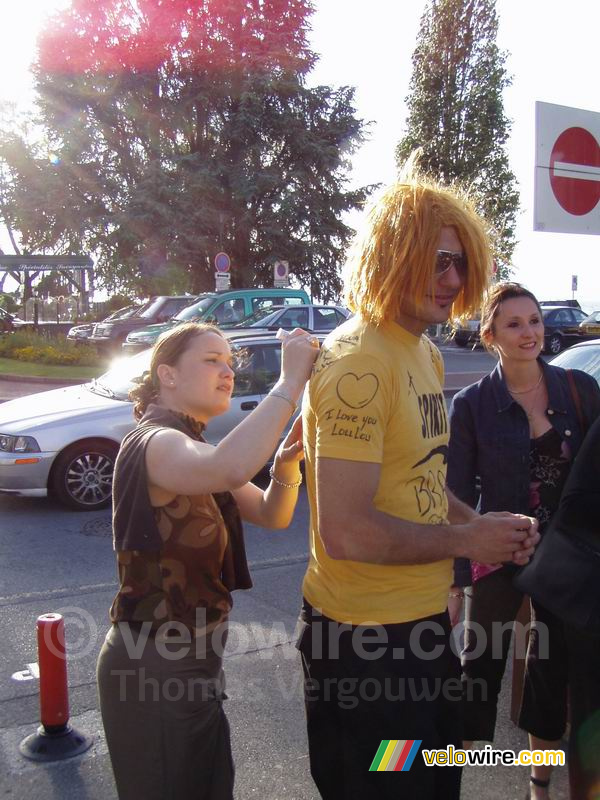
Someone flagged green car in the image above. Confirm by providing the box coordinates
[122,287,310,353]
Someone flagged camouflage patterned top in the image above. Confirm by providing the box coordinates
[110,406,250,634]
[110,492,232,634]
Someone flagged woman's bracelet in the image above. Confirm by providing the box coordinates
[269,465,302,489]
[448,591,465,599]
[267,387,297,413]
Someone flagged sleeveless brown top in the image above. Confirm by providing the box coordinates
[109,405,251,634]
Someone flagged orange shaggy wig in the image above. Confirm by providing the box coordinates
[343,169,492,325]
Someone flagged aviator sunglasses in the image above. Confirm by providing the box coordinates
[435,250,468,277]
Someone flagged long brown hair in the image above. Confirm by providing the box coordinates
[129,322,225,420]
[479,282,543,352]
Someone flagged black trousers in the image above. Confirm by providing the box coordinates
[462,566,568,742]
[297,601,462,800]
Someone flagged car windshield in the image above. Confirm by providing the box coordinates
[90,350,152,400]
[542,308,564,319]
[105,304,139,321]
[582,311,600,324]
[174,296,216,322]
[90,340,253,400]
[551,345,600,383]
[137,297,170,320]
[111,297,155,320]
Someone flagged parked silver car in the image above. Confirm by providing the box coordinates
[550,339,600,384]
[221,304,350,337]
[0,335,298,512]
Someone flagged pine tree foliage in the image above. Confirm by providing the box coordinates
[396,0,518,278]
[0,0,368,299]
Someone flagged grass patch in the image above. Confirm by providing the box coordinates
[0,330,103,367]
[0,357,102,381]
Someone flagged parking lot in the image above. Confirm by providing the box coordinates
[0,345,571,799]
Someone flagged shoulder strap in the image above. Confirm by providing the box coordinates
[566,369,587,436]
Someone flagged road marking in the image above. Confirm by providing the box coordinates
[0,582,116,606]
[11,663,39,682]
[0,556,309,606]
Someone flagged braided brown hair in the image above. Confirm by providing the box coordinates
[129,322,225,420]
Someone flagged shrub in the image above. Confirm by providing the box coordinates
[0,330,101,366]
[0,293,19,314]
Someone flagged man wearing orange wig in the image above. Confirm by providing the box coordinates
[297,168,539,799]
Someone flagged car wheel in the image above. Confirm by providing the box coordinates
[546,333,563,355]
[50,440,118,511]
[454,336,468,348]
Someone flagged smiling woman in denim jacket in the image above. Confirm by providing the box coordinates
[447,283,600,800]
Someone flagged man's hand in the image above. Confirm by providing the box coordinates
[511,520,540,565]
[459,512,539,564]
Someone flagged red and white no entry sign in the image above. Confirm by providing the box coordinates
[535,102,600,235]
[550,126,600,216]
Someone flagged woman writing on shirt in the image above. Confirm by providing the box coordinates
[97,321,319,800]
[447,283,600,799]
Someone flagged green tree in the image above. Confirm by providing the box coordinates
[396,0,518,278]
[0,0,368,301]
[0,291,19,313]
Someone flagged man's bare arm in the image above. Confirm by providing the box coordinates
[446,486,537,566]
[316,457,538,565]
[446,487,478,524]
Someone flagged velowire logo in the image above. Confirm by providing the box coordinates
[369,740,422,772]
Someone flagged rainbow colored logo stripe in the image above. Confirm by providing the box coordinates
[369,739,422,772]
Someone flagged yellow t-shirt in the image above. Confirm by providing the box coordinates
[302,316,453,625]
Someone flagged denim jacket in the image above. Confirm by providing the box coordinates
[447,359,600,586]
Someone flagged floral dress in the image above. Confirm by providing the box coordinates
[471,426,571,583]
[528,427,572,533]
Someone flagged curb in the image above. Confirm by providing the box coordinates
[0,373,88,386]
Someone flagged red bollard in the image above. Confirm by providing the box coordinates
[38,614,69,730]
[19,613,93,762]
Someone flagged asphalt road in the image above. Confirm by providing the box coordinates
[0,345,570,799]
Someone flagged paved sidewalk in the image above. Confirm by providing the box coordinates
[0,374,83,403]
[0,558,571,800]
